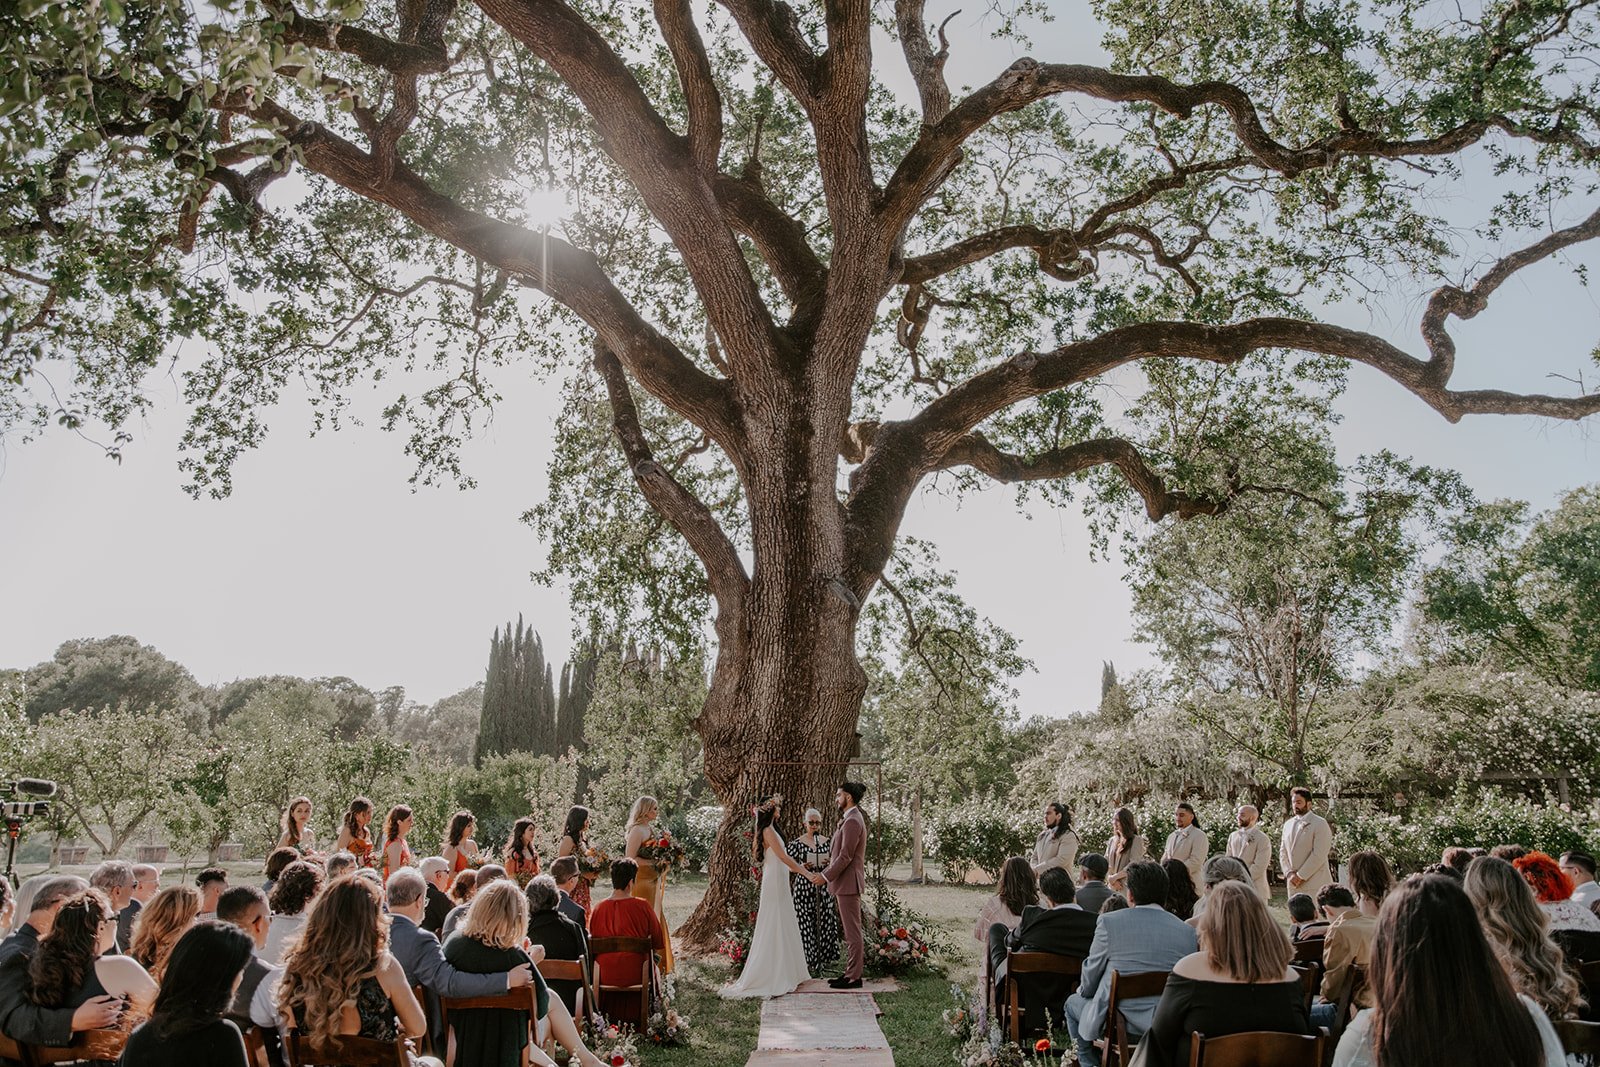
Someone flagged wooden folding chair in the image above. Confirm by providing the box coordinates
[1578,959,1600,1022]
[0,1033,27,1066]
[999,951,1082,1045]
[284,1028,411,1067]
[1556,1019,1600,1059]
[1291,938,1326,967]
[1095,970,1170,1067]
[537,957,596,1037]
[438,986,539,1067]
[24,1027,128,1064]
[588,936,654,1030]
[1188,1029,1326,1067]
[1290,963,1321,1015]
[1330,965,1365,1043]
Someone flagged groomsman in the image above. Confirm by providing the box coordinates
[1227,805,1272,899]
[1031,802,1081,877]
[1160,803,1208,886]
[1278,787,1334,898]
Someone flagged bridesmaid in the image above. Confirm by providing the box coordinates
[788,807,839,976]
[1106,806,1148,893]
[382,804,415,882]
[556,806,595,917]
[503,817,542,884]
[443,810,481,874]
[334,796,376,867]
[623,796,674,975]
[276,796,317,855]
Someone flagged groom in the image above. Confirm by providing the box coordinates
[811,780,867,989]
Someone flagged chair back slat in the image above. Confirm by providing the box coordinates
[284,1028,410,1067]
[1097,970,1171,1067]
[587,936,652,957]
[1556,1019,1600,1057]
[1000,951,1082,1043]
[536,959,585,982]
[1292,939,1325,966]
[1186,1029,1326,1067]
[1289,963,1321,1014]
[25,1027,128,1064]
[1331,965,1365,1042]
[589,937,653,1030]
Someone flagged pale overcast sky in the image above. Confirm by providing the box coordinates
[1,1,1596,715]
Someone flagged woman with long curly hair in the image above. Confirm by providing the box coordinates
[1332,873,1564,1067]
[28,889,157,1017]
[502,817,541,884]
[1162,859,1200,921]
[975,856,1038,993]
[277,877,429,1052]
[1515,851,1600,939]
[129,885,200,984]
[1466,857,1584,1019]
[277,796,316,855]
[119,922,254,1065]
[264,860,325,966]
[382,804,415,882]
[333,796,376,867]
[442,810,480,875]
[623,796,674,974]
[1347,851,1394,916]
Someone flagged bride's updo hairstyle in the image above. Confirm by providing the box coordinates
[752,795,781,861]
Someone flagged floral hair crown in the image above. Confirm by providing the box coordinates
[750,794,783,817]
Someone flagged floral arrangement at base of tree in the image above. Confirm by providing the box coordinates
[589,1022,639,1067]
[637,827,687,872]
[644,974,692,1047]
[716,862,762,974]
[864,887,943,977]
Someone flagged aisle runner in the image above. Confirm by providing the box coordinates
[744,980,900,1067]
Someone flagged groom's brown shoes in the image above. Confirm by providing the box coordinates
[828,977,863,989]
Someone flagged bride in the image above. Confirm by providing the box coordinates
[721,794,816,999]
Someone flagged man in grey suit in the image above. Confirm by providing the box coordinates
[1074,854,1115,916]
[1065,861,1198,1067]
[384,868,534,1047]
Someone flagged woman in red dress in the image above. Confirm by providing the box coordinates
[555,806,594,914]
[333,796,375,867]
[589,858,666,1023]
[381,804,414,882]
[442,810,480,874]
[503,817,541,884]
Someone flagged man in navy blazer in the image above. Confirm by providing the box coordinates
[385,868,534,1047]
[1065,861,1198,1066]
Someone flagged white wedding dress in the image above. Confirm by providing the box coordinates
[721,842,813,999]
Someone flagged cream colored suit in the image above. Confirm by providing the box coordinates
[1278,811,1333,898]
[1160,825,1208,887]
[1031,828,1080,877]
[1227,825,1272,899]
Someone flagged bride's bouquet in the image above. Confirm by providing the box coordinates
[636,827,686,872]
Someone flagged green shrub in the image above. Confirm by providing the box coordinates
[1334,790,1600,873]
[867,804,913,870]
[665,805,721,873]
[931,800,1035,883]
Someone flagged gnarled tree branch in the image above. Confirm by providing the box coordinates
[653,0,724,173]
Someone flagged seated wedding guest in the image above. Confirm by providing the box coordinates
[277,877,436,1063]
[450,869,478,908]
[1135,881,1311,1067]
[548,857,588,930]
[445,880,609,1067]
[262,848,299,895]
[1331,874,1565,1067]
[1159,804,1208,889]
[1105,808,1148,893]
[1422,861,1463,880]
[214,885,282,1045]
[1444,846,1476,877]
[1190,856,1248,923]
[990,866,1096,1034]
[0,880,13,941]
[1493,843,1530,863]
[86,863,134,954]
[0,876,123,1048]
[195,869,229,920]
[590,859,665,1021]
[1073,855,1114,917]
[27,889,157,1016]
[385,867,530,1051]
[419,858,454,934]
[1562,851,1600,909]
[973,858,1037,949]
[1100,895,1130,915]
[442,864,506,940]
[1311,883,1372,1029]
[1347,851,1392,916]
[525,875,587,1017]
[263,861,323,966]
[1066,862,1197,1067]
[503,818,542,884]
[1515,851,1600,933]
[118,922,254,1066]
[129,884,199,983]
[355,868,382,889]
[119,864,159,955]
[1465,857,1582,1020]
[323,852,358,882]
[1161,860,1199,921]
[1032,803,1081,877]
[1287,893,1328,941]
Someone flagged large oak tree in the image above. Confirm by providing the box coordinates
[3,0,1599,940]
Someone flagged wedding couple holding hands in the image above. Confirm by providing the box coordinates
[721,781,869,999]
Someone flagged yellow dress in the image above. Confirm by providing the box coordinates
[631,855,674,974]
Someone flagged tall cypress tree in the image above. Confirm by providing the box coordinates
[475,615,558,764]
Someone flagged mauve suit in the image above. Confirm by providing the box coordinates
[823,807,867,981]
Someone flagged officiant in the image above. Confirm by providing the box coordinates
[788,807,840,975]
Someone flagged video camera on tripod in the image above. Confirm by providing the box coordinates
[0,779,57,887]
